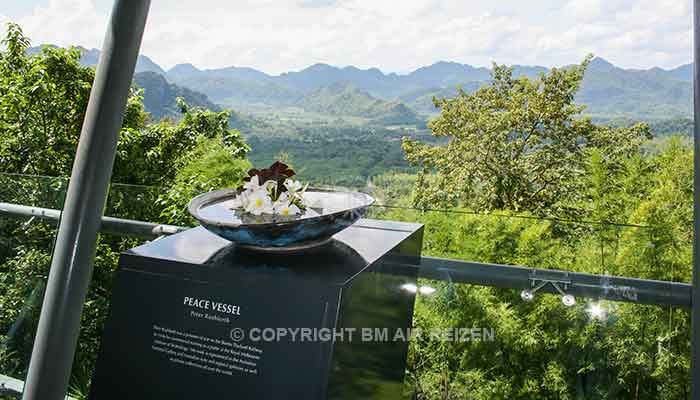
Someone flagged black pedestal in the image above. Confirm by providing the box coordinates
[89,219,423,400]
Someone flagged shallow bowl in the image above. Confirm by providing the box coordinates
[187,188,374,249]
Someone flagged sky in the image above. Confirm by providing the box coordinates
[0,0,693,75]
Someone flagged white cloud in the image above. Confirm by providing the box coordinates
[553,0,692,68]
[297,0,340,7]
[13,0,106,50]
[564,0,627,21]
[4,0,694,73]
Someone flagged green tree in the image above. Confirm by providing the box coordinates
[402,56,651,215]
[0,23,95,176]
[383,55,688,398]
[113,96,249,186]
[0,23,251,398]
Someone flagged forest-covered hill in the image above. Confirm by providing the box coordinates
[133,71,221,120]
[297,83,419,125]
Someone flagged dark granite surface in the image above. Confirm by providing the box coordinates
[125,219,423,286]
[90,219,423,400]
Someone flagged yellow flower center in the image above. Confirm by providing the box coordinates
[281,208,290,216]
[255,198,264,207]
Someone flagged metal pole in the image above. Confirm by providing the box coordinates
[692,0,700,397]
[0,202,187,239]
[21,1,151,399]
[1,200,694,307]
[418,257,692,308]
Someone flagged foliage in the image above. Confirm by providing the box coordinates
[114,97,248,186]
[369,130,692,399]
[403,57,651,215]
[157,137,251,225]
[0,23,250,398]
[0,21,695,400]
[368,172,418,208]
[246,124,430,188]
[373,144,692,398]
[0,23,94,176]
[598,116,693,138]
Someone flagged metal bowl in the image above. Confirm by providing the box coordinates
[188,188,374,249]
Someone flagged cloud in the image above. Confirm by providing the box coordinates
[564,0,629,21]
[553,0,692,68]
[297,0,340,8]
[7,0,694,73]
[14,0,106,50]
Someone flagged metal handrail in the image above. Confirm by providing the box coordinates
[0,202,186,240]
[0,374,75,399]
[0,201,691,308]
[419,257,691,308]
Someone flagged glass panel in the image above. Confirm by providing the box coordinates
[404,281,689,399]
[0,178,164,398]
[1,170,690,399]
[105,183,166,222]
[0,173,68,398]
[366,204,690,285]
[363,195,691,398]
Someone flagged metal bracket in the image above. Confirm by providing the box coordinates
[528,270,572,293]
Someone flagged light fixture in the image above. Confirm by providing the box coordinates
[561,294,576,307]
[22,216,36,229]
[520,289,535,302]
[551,282,576,307]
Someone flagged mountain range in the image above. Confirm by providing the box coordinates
[30,45,694,123]
[161,57,695,121]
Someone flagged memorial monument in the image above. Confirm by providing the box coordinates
[89,219,423,399]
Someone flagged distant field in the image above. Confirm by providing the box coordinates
[238,116,435,187]
[236,110,694,190]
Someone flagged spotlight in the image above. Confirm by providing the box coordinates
[520,289,535,302]
[561,294,576,307]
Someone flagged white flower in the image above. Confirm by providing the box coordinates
[230,191,247,209]
[274,201,301,217]
[243,175,262,191]
[276,192,289,203]
[284,178,303,193]
[244,190,273,215]
[232,173,309,216]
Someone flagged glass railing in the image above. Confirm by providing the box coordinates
[0,173,68,399]
[0,172,692,399]
[334,174,691,398]
[359,169,691,285]
[104,183,166,223]
[403,281,690,399]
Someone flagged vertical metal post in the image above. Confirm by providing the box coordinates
[692,0,700,397]
[21,1,151,399]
